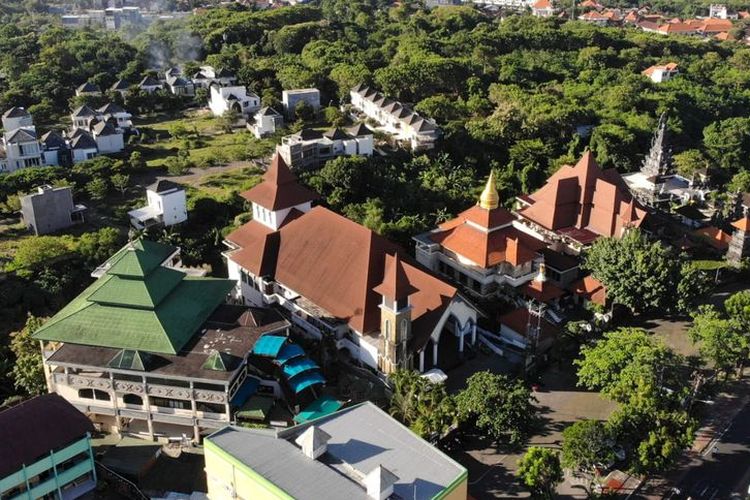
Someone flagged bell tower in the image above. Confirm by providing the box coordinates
[373,253,418,374]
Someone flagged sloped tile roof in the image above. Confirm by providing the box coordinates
[240,154,318,211]
[2,106,30,119]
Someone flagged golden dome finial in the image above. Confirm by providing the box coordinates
[479,171,499,210]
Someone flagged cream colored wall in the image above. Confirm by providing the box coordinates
[204,443,293,500]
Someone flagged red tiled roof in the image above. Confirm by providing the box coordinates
[523,279,566,303]
[532,0,552,9]
[732,215,750,232]
[230,207,458,345]
[500,308,559,341]
[693,226,732,250]
[373,253,418,301]
[240,154,318,210]
[431,224,544,268]
[570,275,606,306]
[519,151,647,241]
[439,204,515,231]
[225,220,277,276]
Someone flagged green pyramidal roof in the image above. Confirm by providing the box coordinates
[34,239,235,355]
[202,350,231,371]
[108,349,151,371]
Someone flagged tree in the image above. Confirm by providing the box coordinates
[725,290,750,333]
[86,176,109,200]
[129,151,145,170]
[575,328,686,405]
[675,262,712,314]
[583,229,679,314]
[218,108,241,133]
[324,106,344,127]
[456,371,537,446]
[673,149,707,178]
[77,228,122,267]
[517,447,563,499]
[111,173,130,196]
[294,100,315,123]
[561,420,614,472]
[9,314,47,396]
[688,305,747,378]
[388,369,457,439]
[9,235,76,277]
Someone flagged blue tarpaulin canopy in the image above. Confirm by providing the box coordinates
[288,371,326,394]
[252,335,288,358]
[230,377,260,407]
[293,395,343,424]
[275,343,305,365]
[282,357,318,379]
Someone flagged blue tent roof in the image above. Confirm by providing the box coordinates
[276,343,305,365]
[288,371,326,394]
[252,335,288,357]
[230,377,260,407]
[282,357,318,379]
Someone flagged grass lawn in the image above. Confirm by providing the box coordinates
[191,166,264,198]
[133,109,276,168]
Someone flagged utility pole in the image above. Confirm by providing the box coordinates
[525,299,545,374]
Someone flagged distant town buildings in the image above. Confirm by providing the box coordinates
[204,402,468,500]
[532,0,555,17]
[21,185,86,235]
[276,124,374,170]
[350,85,441,151]
[0,394,97,500]
[128,180,188,230]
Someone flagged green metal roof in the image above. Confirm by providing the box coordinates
[33,240,234,355]
[293,395,343,424]
[103,240,177,277]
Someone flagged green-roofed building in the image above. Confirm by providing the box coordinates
[36,240,291,443]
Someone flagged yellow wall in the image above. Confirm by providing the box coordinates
[204,440,293,500]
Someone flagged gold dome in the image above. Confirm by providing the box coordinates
[479,171,499,210]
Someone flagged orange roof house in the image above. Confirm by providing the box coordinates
[225,154,478,374]
[413,173,547,299]
[516,151,647,248]
[732,215,750,232]
[693,226,732,251]
[570,275,607,307]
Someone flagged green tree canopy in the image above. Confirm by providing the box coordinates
[561,419,615,473]
[517,447,563,499]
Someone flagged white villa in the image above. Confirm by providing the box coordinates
[249,107,284,138]
[128,180,188,230]
[0,107,42,173]
[209,83,261,122]
[349,85,440,151]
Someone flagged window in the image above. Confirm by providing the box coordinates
[78,388,110,401]
[123,394,143,405]
[150,396,191,410]
[400,319,408,337]
[384,320,391,339]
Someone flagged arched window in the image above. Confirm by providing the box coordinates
[123,394,143,406]
[78,388,94,399]
[400,319,409,337]
[384,320,391,339]
[93,389,110,401]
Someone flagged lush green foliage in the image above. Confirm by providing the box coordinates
[9,314,47,397]
[584,229,708,314]
[516,447,563,499]
[455,371,537,446]
[388,369,458,439]
[561,420,615,473]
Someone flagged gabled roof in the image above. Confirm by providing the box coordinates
[93,121,118,136]
[518,151,647,241]
[33,239,234,354]
[347,123,373,137]
[732,215,750,232]
[216,67,235,78]
[532,0,552,9]
[149,179,183,194]
[6,128,37,143]
[2,106,30,119]
[228,207,458,342]
[240,154,318,211]
[693,226,732,250]
[72,105,97,117]
[70,131,98,150]
[140,75,161,87]
[77,82,100,93]
[0,394,94,478]
[98,102,126,114]
[258,106,281,116]
[41,130,68,149]
[570,275,606,305]
[110,79,130,91]
[323,127,350,140]
[373,253,418,301]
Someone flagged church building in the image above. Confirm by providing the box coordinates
[224,155,478,375]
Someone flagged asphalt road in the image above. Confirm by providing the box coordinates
[676,401,750,499]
